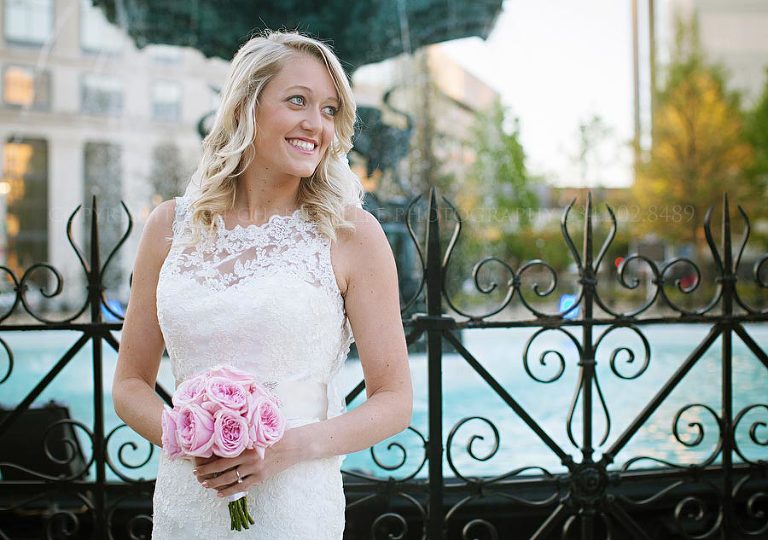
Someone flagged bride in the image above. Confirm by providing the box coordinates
[112,31,412,539]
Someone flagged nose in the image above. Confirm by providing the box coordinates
[300,106,323,132]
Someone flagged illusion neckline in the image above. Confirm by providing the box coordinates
[216,208,305,235]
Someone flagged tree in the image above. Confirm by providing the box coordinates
[457,99,540,269]
[462,99,538,229]
[571,114,615,190]
[744,69,768,199]
[632,16,754,246]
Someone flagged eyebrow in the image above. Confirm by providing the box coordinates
[286,85,339,104]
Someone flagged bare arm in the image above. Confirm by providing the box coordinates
[296,206,413,459]
[112,200,176,447]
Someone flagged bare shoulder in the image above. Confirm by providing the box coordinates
[139,199,178,264]
[336,205,396,290]
[148,198,177,226]
[338,205,387,248]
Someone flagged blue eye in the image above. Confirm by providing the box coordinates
[323,105,338,117]
[289,95,305,106]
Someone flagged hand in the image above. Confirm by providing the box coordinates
[192,428,306,498]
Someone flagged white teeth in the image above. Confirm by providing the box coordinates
[287,139,315,152]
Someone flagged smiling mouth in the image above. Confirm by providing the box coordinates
[286,138,317,154]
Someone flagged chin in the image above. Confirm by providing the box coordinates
[290,165,320,178]
[284,169,313,179]
[280,154,323,178]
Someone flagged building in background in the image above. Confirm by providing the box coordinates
[0,0,501,313]
[631,0,767,169]
[0,0,229,308]
[352,45,499,198]
[661,0,768,104]
[351,46,501,313]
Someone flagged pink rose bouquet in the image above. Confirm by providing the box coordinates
[161,365,285,531]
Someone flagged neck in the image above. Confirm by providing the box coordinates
[232,162,302,222]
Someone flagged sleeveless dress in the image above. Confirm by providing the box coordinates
[152,195,354,539]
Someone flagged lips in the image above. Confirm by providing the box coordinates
[286,138,317,153]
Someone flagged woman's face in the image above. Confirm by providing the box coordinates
[251,54,339,181]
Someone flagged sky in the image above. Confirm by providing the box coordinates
[439,0,637,188]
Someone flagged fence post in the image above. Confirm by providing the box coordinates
[718,194,735,533]
[580,194,597,539]
[425,187,445,539]
[88,196,107,539]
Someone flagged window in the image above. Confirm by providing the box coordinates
[4,0,53,45]
[80,0,122,54]
[1,137,48,280]
[151,81,181,121]
[83,142,123,288]
[81,73,122,116]
[149,143,189,202]
[3,65,50,109]
[149,45,183,65]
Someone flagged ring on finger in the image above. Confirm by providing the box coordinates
[235,468,243,484]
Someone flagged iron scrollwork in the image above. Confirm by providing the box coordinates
[1,191,766,539]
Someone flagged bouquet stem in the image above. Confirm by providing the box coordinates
[228,495,255,531]
[240,497,255,525]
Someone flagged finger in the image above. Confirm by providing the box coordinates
[193,455,216,467]
[195,456,242,479]
[193,463,218,481]
[192,456,218,477]
[196,470,220,482]
[217,474,260,498]
[203,467,242,490]
[197,467,231,484]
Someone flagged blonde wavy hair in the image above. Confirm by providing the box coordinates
[183,30,364,244]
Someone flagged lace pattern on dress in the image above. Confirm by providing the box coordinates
[153,195,353,538]
[164,196,343,306]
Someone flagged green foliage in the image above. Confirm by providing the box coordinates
[744,69,768,198]
[462,99,538,226]
[572,114,614,187]
[445,99,548,303]
[632,15,756,247]
[742,73,768,249]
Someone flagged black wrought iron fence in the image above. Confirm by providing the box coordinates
[0,190,766,540]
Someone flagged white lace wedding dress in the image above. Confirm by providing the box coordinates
[152,195,354,539]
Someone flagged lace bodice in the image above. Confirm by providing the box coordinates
[156,195,354,420]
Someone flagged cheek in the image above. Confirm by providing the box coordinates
[253,131,269,152]
[322,124,336,151]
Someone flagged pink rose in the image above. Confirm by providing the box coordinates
[247,382,281,408]
[161,407,183,459]
[173,374,207,407]
[213,409,250,458]
[176,404,215,458]
[205,377,249,413]
[248,397,285,457]
[206,365,254,384]
[245,386,274,423]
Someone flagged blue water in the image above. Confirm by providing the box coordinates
[0,324,766,482]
